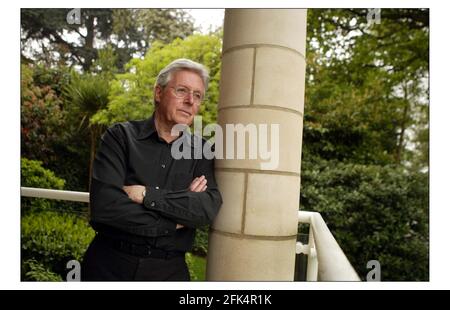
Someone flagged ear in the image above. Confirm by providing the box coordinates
[154,85,162,104]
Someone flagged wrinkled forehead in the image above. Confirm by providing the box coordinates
[168,69,205,91]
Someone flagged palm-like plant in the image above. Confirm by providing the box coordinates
[63,72,110,188]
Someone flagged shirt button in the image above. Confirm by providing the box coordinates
[165,230,169,234]
[155,186,159,190]
[150,201,155,207]
[161,164,166,168]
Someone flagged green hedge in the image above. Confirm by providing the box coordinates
[21,158,65,211]
[300,159,429,281]
[21,211,95,281]
[21,210,209,281]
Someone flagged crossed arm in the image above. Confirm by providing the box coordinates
[90,124,222,238]
[122,175,208,229]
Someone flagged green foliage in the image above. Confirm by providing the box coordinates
[63,69,112,183]
[21,158,65,189]
[20,9,429,282]
[192,226,209,256]
[22,9,113,71]
[21,158,65,211]
[22,259,63,282]
[30,63,72,97]
[112,9,195,67]
[186,253,206,281]
[92,34,222,127]
[21,211,95,281]
[21,64,68,166]
[305,9,429,169]
[302,10,429,280]
[303,56,400,165]
[63,71,111,126]
[21,9,195,72]
[300,158,429,281]
[21,63,90,191]
[91,45,119,79]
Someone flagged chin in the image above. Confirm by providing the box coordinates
[174,115,193,126]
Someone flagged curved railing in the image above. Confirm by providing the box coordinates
[297,210,361,281]
[21,187,360,281]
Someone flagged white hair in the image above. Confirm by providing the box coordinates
[155,58,209,91]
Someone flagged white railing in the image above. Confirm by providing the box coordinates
[21,187,359,281]
[297,210,361,281]
[21,187,89,203]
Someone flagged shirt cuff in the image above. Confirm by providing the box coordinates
[143,186,177,235]
[143,186,167,210]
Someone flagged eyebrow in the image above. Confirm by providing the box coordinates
[177,84,204,93]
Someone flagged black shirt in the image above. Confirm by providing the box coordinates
[89,114,223,252]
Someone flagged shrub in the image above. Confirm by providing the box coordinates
[21,158,65,211]
[192,226,209,256]
[300,159,429,281]
[21,64,68,167]
[22,259,62,282]
[21,211,95,281]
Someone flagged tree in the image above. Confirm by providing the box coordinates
[111,9,195,70]
[300,9,429,280]
[21,8,195,72]
[304,9,429,169]
[91,34,223,127]
[63,75,110,186]
[21,9,113,71]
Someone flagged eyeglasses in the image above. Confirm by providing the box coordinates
[170,86,205,104]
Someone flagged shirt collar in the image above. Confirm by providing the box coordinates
[136,113,199,149]
[136,113,158,140]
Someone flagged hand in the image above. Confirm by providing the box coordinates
[122,185,146,204]
[176,176,207,230]
[189,175,207,192]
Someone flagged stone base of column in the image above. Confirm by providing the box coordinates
[206,230,297,281]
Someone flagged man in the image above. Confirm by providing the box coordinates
[81,59,223,281]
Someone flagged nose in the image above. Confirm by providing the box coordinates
[183,92,195,105]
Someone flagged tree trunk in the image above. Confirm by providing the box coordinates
[396,85,409,164]
[88,124,105,190]
[83,15,95,71]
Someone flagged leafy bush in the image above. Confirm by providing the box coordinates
[21,211,95,281]
[21,64,90,192]
[21,64,68,166]
[22,259,62,282]
[21,158,65,211]
[192,226,209,256]
[300,158,429,281]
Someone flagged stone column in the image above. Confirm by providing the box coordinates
[206,9,307,281]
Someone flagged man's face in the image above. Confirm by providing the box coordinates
[155,70,205,127]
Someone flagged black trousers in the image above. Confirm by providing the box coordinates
[81,234,190,281]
